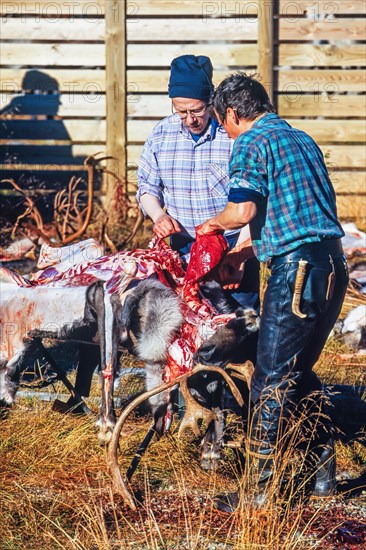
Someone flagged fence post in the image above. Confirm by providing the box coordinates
[105,0,127,202]
[258,1,274,102]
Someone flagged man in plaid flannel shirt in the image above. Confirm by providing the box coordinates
[199,73,349,511]
[137,55,260,311]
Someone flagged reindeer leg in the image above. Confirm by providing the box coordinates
[94,283,118,445]
[198,377,226,471]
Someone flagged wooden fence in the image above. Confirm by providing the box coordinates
[0,0,365,223]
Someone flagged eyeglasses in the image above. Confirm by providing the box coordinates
[171,104,208,119]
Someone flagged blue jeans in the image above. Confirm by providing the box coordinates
[171,232,260,312]
[250,240,349,449]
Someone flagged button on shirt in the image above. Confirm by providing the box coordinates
[228,113,344,262]
[137,115,234,239]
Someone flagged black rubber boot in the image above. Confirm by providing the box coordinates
[215,441,275,513]
[312,438,337,497]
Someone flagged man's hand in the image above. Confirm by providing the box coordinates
[219,241,255,290]
[153,213,181,239]
[196,220,225,236]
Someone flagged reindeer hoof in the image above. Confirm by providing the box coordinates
[96,417,116,446]
[200,449,221,471]
[98,429,113,446]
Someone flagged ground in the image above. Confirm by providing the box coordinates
[0,342,365,550]
[0,220,365,549]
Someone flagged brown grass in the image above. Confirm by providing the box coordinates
[1,282,365,549]
[1,338,365,549]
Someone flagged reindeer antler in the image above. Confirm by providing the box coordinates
[108,364,244,510]
[53,155,95,245]
[178,378,216,438]
[2,178,52,243]
[177,365,245,438]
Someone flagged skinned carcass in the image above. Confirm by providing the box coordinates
[1,235,252,468]
[119,278,256,470]
[0,238,182,443]
[0,277,120,443]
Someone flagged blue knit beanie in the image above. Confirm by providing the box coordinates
[168,55,214,100]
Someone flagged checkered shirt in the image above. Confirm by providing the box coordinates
[228,113,344,262]
[137,116,234,238]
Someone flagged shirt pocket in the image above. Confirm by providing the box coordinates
[206,163,230,198]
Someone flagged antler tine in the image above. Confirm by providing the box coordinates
[227,361,254,387]
[177,364,245,438]
[177,378,216,438]
[193,364,245,408]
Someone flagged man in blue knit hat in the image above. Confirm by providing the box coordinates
[137,54,260,311]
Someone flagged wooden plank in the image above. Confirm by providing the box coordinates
[0,69,106,92]
[126,118,366,145]
[287,119,366,143]
[128,145,144,165]
[127,144,365,169]
[127,120,159,143]
[126,18,258,41]
[0,120,106,142]
[0,143,105,161]
[258,1,273,100]
[126,95,171,118]
[127,43,258,67]
[279,69,366,93]
[0,163,86,172]
[0,42,258,69]
[278,94,366,118]
[279,44,366,67]
[280,18,366,41]
[322,145,366,168]
[279,1,366,16]
[330,172,366,194]
[2,0,363,18]
[0,43,105,66]
[127,69,365,95]
[0,0,259,17]
[126,93,366,119]
[105,0,127,197]
[129,1,259,16]
[0,17,105,40]
[337,195,366,222]
[0,93,106,117]
[0,1,105,15]
[126,69,237,93]
[7,69,363,105]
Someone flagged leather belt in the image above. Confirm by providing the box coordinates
[270,239,344,266]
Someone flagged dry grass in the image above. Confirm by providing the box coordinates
[1,283,365,549]
[1,341,365,550]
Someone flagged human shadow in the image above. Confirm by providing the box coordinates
[326,384,366,497]
[0,69,85,166]
[0,69,88,219]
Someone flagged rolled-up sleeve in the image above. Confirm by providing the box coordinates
[136,133,164,211]
[228,138,268,204]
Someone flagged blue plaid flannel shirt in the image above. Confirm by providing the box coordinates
[137,115,234,238]
[228,113,344,262]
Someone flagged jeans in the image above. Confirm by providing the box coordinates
[250,240,349,448]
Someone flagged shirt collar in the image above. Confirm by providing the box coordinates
[252,113,280,128]
[180,118,218,143]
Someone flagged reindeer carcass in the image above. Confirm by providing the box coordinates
[0,275,121,443]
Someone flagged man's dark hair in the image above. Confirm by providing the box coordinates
[213,72,275,122]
